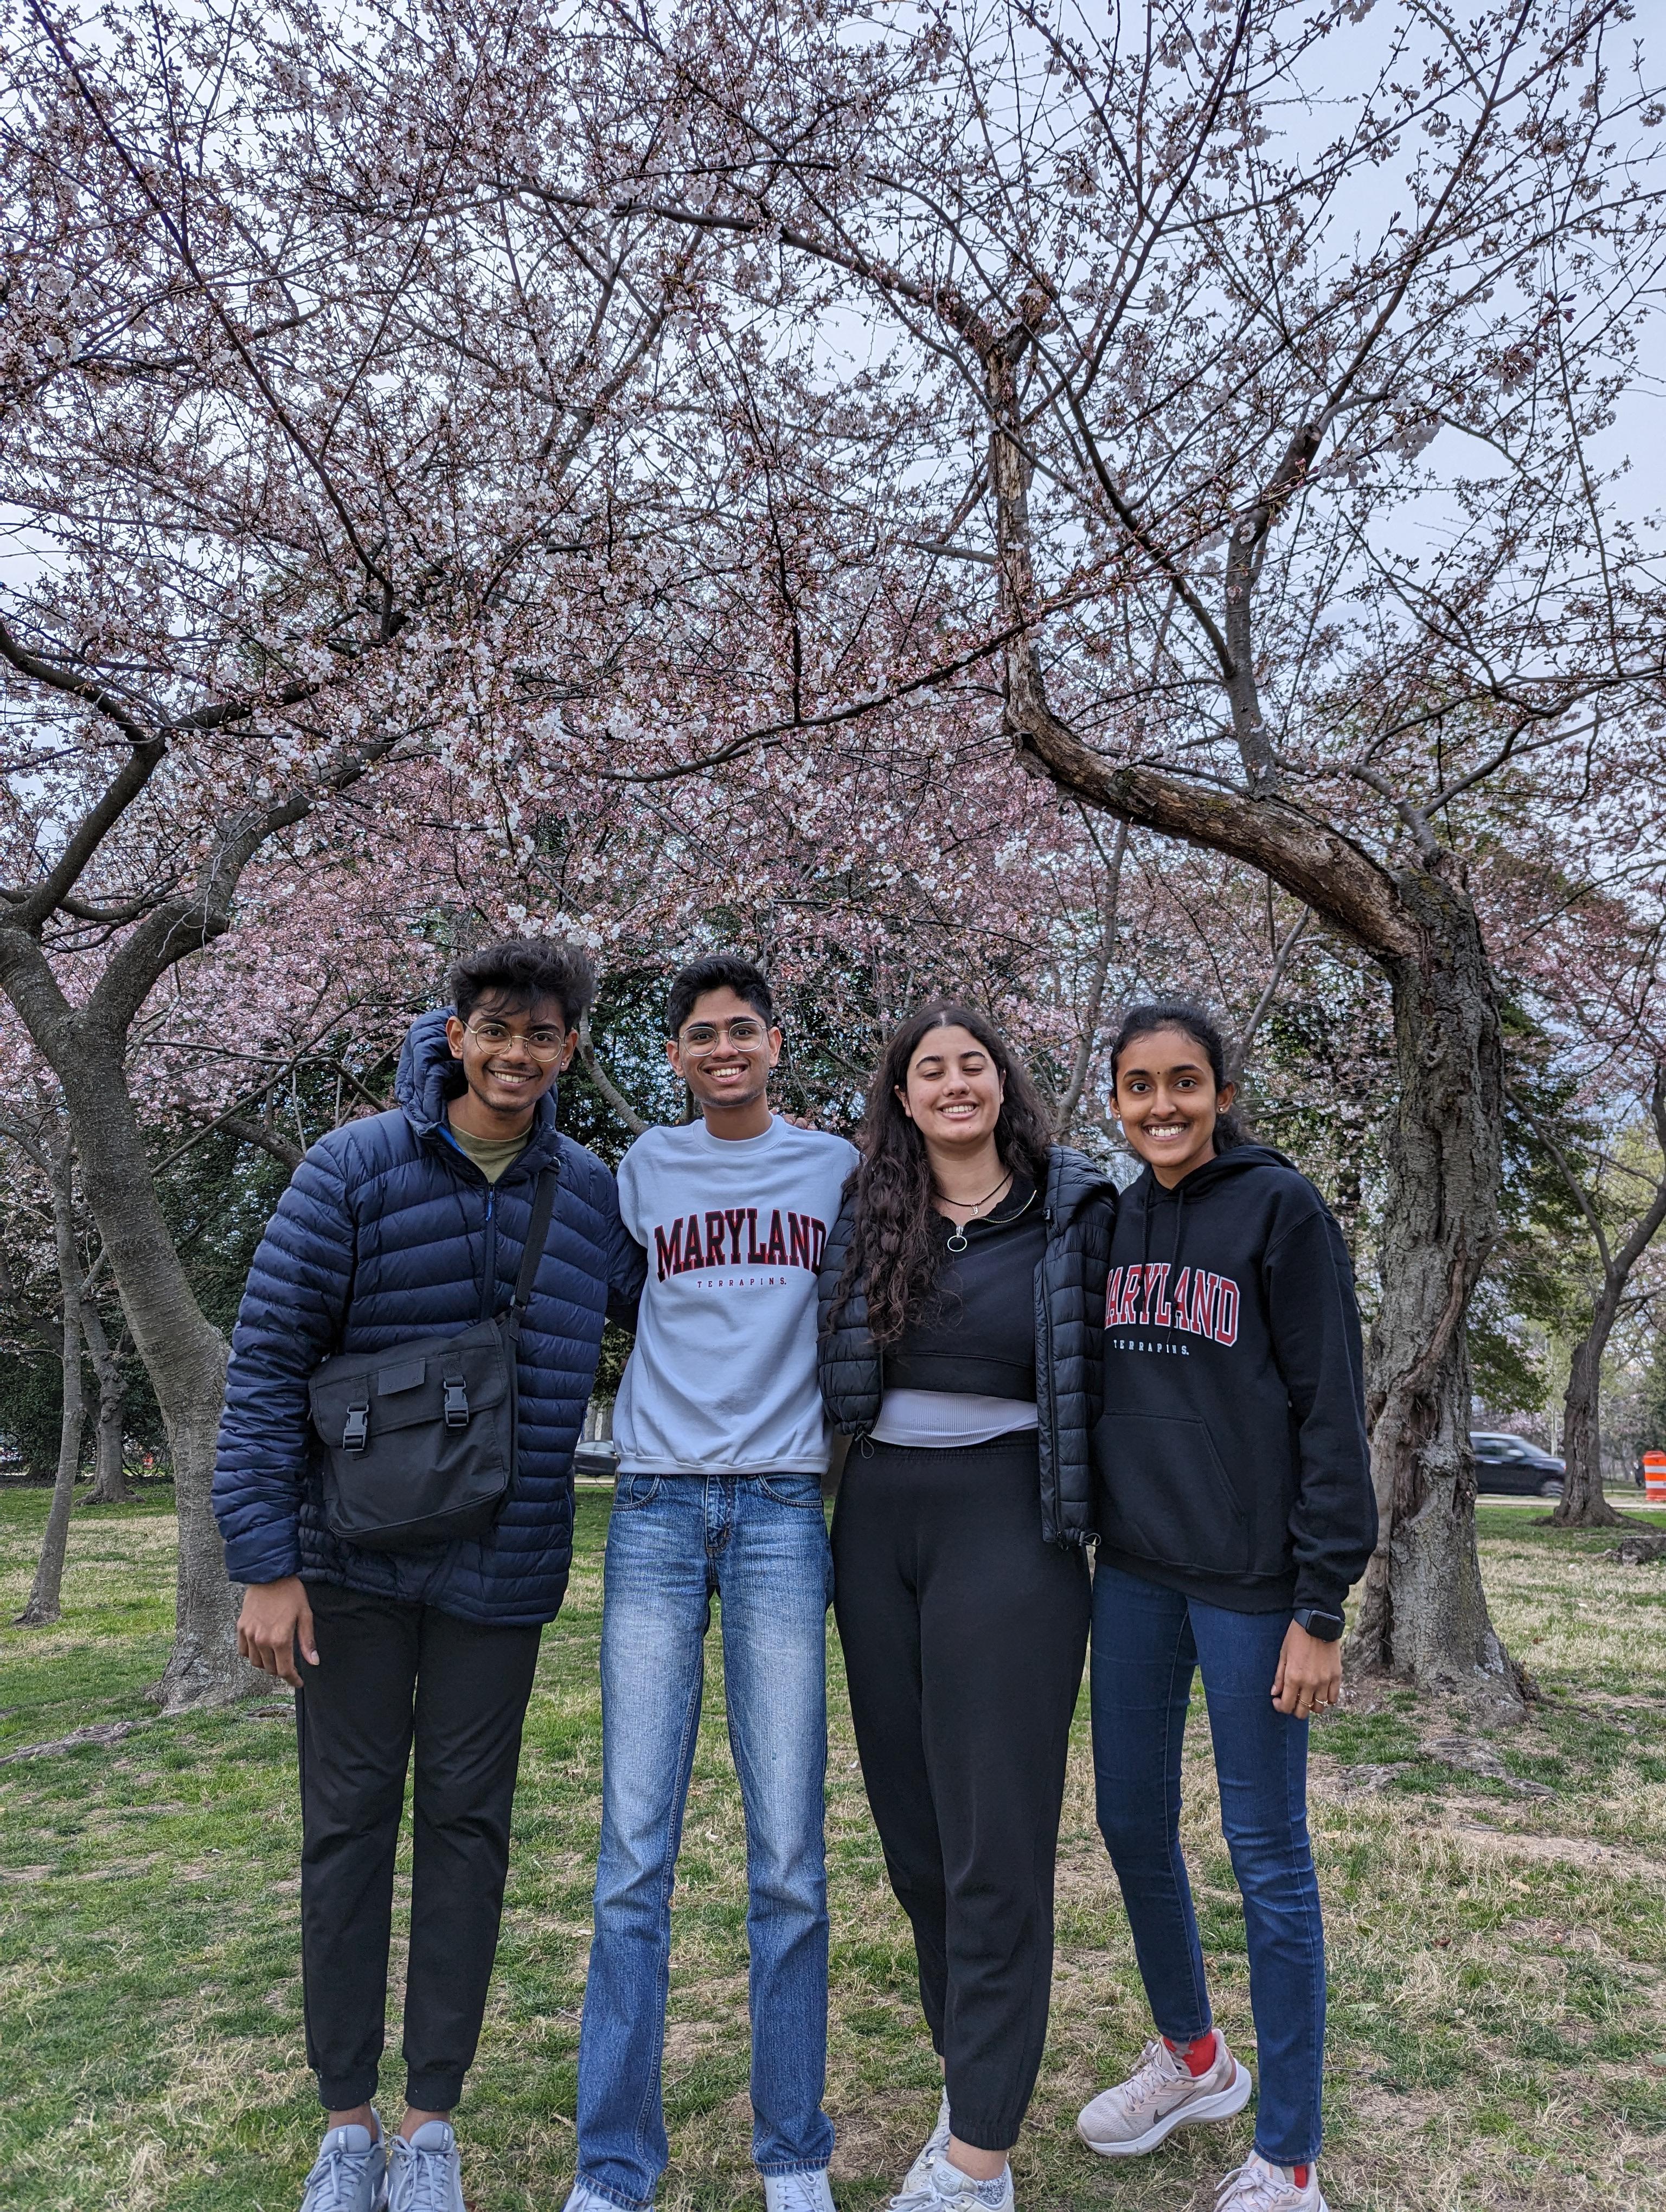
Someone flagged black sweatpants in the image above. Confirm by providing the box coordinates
[831,1436,1091,2151]
[296,1580,542,2112]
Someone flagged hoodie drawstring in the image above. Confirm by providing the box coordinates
[1137,1174,1188,1327]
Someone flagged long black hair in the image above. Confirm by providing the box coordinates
[1107,999,1250,1149]
[832,1002,1055,1346]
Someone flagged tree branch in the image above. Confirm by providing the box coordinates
[1230,906,1312,1087]
[578,1015,649,1135]
[1054,815,1127,1133]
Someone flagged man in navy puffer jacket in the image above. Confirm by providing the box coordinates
[214,938,643,2212]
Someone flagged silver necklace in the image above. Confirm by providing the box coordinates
[937,1167,1014,1253]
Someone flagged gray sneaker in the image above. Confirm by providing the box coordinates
[901,2089,952,2196]
[299,2118,388,2212]
[1077,2033,1252,2158]
[387,2121,465,2212]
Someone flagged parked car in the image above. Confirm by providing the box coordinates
[572,1436,620,1480]
[1469,1431,1565,1499]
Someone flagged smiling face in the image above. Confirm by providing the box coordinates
[898,1023,1006,1153]
[445,989,575,1136]
[1112,1025,1233,1187]
[667,985,782,1131]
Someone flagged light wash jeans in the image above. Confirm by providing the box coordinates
[574,1471,835,2209]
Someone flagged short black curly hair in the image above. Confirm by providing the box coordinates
[665,953,774,1037]
[448,937,595,1029]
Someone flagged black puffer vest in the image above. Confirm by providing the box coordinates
[816,1146,1116,1546]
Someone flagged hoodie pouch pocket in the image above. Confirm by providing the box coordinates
[1093,1413,1252,1577]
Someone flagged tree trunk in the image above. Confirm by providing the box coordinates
[80,1302,129,1505]
[0,938,259,1705]
[54,1033,257,1708]
[1553,1307,1624,1528]
[1348,876,1527,1718]
[994,721,1528,1712]
[1540,1071,1666,1529]
[16,1151,86,1626]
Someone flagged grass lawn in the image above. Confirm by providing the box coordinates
[2,1489,1664,2212]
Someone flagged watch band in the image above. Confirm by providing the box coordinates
[1293,1605,1345,1642]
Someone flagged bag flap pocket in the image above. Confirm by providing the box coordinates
[309,1328,510,1444]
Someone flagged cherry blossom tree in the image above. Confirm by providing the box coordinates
[1502,886,1666,1526]
[0,0,731,1702]
[587,0,1666,1713]
[7,0,1663,1727]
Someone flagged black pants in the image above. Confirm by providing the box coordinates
[831,1436,1091,2151]
[297,1580,542,2112]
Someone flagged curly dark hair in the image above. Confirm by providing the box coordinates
[832,1002,1055,1347]
[448,936,595,1028]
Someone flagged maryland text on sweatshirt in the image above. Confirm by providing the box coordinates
[613,1114,859,1475]
[1094,1143,1376,1613]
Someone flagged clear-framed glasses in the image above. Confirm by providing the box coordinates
[464,1018,568,1059]
[678,1018,767,1049]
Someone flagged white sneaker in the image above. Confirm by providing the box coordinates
[765,2171,837,2212]
[1077,2033,1252,2157]
[561,2185,624,2212]
[1214,2151,1329,2212]
[887,2152,1013,2212]
[901,2089,951,2195]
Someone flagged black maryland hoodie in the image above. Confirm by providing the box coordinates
[1093,1143,1376,1614]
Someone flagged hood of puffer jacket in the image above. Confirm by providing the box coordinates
[394,1006,562,1150]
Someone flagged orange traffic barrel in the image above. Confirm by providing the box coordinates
[1645,1450,1666,1504]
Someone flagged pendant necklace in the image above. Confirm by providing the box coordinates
[939,1167,1014,1253]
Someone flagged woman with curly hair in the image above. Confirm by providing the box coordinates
[817,1004,1115,2212]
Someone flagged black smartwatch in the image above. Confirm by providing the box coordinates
[1292,1606,1345,1642]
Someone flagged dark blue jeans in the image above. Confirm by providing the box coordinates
[1090,1560,1325,2166]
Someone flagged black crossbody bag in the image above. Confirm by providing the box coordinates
[307,1165,560,1553]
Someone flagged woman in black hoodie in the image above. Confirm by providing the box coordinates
[1075,1004,1375,2212]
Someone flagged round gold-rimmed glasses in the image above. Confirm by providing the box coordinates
[462,1018,569,1059]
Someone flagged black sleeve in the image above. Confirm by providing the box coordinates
[597,1160,646,1331]
[1263,1201,1378,1612]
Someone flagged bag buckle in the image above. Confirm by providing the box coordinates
[443,1375,470,1427]
[342,1403,370,1454]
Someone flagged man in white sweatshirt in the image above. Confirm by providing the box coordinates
[565,956,857,2212]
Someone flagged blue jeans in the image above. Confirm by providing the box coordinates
[574,1473,835,2208]
[1090,1561,1325,2166]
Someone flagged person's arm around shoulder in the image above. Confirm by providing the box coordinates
[816,1179,872,1431]
[603,1156,647,1329]
[213,1137,360,1689]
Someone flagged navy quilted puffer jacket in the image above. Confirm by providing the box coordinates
[817,1145,1116,1546]
[213,1009,645,1624]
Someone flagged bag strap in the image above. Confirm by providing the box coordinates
[510,1162,561,1316]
